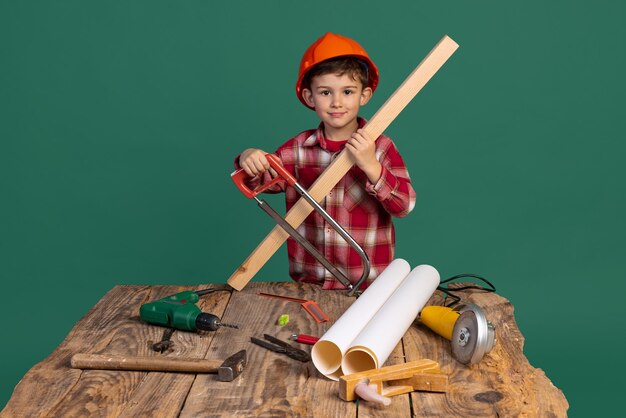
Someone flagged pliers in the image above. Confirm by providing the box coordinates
[250,334,311,362]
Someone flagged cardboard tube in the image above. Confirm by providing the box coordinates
[311,259,411,380]
[342,265,440,375]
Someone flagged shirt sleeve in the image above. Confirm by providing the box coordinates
[365,138,416,218]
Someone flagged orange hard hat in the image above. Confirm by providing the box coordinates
[296,32,379,109]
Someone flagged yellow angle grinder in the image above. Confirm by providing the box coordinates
[420,304,496,365]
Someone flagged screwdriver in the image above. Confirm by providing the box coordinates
[290,334,320,345]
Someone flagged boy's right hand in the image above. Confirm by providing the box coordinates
[239,148,272,177]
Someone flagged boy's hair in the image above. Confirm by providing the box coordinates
[301,57,370,91]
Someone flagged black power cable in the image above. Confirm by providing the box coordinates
[438,274,496,307]
[195,288,233,296]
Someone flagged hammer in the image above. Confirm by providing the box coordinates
[70,349,247,382]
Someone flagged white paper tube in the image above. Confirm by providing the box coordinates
[341,265,440,375]
[311,259,411,380]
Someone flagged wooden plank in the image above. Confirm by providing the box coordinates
[1,283,568,417]
[227,35,460,291]
[402,287,569,417]
[42,285,209,418]
[0,284,232,418]
[0,285,153,418]
[115,285,232,418]
[179,282,365,418]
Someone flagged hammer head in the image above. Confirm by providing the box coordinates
[217,349,247,382]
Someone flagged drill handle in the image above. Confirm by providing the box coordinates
[139,290,202,331]
[161,290,200,303]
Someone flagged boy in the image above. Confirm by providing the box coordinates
[236,32,415,290]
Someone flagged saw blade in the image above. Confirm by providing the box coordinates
[451,310,479,364]
[450,304,496,364]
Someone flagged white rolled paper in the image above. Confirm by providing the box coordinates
[341,264,440,375]
[311,258,411,380]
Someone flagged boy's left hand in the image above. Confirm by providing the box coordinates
[346,129,382,183]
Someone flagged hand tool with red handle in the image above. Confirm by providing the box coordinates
[232,154,370,296]
[250,334,311,362]
[290,334,320,345]
[257,292,329,323]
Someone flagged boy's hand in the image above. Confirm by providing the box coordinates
[239,148,274,177]
[346,129,382,183]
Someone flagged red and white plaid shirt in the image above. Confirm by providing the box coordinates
[236,118,416,290]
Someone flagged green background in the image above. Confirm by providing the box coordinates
[1,1,624,416]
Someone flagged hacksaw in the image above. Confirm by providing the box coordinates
[228,35,459,291]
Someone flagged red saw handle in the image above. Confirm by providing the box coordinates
[231,154,297,199]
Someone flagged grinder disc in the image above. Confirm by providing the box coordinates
[451,304,496,364]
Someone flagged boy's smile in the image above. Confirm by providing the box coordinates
[302,73,372,141]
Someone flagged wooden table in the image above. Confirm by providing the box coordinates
[1,282,568,417]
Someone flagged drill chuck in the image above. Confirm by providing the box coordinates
[195,313,239,331]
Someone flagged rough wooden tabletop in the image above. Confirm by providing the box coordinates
[1,282,568,417]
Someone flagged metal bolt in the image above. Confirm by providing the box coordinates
[457,327,470,347]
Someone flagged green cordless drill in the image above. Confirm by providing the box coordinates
[139,289,238,332]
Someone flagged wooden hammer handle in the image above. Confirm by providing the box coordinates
[71,353,222,373]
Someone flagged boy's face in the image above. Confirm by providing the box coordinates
[302,73,372,140]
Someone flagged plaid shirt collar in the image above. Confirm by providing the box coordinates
[302,117,368,151]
